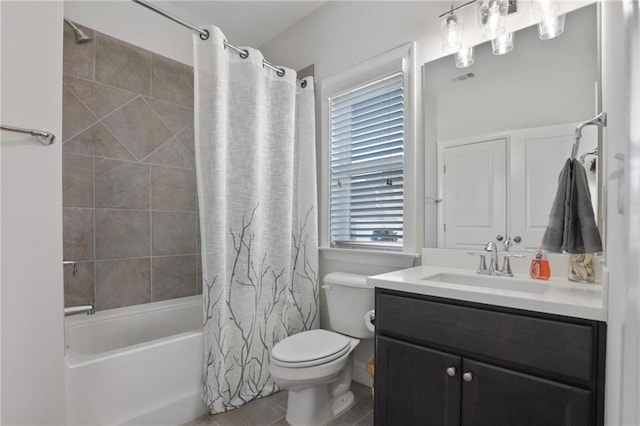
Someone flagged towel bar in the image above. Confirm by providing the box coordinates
[571,112,606,160]
[1,125,56,145]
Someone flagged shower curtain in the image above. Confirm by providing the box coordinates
[194,26,318,413]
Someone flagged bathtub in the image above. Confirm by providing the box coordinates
[65,295,208,425]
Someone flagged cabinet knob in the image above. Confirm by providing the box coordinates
[463,372,473,382]
[446,367,456,377]
[513,235,522,243]
[496,235,504,241]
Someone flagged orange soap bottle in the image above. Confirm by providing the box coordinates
[530,250,551,280]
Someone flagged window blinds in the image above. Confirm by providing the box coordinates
[330,72,404,247]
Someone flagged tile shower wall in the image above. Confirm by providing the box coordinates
[62,22,201,311]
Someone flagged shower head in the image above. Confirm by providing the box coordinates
[64,19,91,44]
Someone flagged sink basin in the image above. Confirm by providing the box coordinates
[422,273,549,294]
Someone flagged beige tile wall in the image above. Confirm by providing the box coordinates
[62,22,200,310]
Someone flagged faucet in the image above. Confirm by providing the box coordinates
[64,304,95,316]
[484,241,500,274]
[477,240,525,277]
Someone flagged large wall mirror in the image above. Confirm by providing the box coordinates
[423,3,601,252]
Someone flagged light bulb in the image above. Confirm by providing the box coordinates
[455,47,474,68]
[441,13,463,54]
[479,0,508,40]
[538,14,565,40]
[492,32,514,55]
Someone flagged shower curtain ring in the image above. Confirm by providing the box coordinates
[301,80,307,88]
[240,49,249,59]
[277,69,286,77]
[199,30,210,41]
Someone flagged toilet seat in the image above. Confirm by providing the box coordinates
[271,330,351,368]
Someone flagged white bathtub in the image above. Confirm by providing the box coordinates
[65,295,208,426]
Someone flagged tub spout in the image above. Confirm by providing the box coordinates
[64,304,95,316]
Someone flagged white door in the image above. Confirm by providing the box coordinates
[442,138,507,249]
[509,123,598,252]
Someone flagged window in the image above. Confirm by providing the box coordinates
[329,73,405,248]
[320,43,417,256]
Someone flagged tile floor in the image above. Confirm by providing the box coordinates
[184,382,373,426]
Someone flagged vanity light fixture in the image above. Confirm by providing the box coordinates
[438,0,524,64]
[441,10,463,54]
[492,32,514,55]
[532,0,565,40]
[455,46,475,68]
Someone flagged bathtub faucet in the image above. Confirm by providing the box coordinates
[64,304,95,316]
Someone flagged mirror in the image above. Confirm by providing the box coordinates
[423,4,600,252]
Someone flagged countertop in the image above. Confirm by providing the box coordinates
[368,265,607,322]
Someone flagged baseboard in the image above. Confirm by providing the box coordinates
[353,360,372,387]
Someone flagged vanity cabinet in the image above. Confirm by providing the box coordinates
[374,289,606,426]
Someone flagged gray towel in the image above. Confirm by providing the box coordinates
[541,159,603,254]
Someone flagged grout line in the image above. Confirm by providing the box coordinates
[62,82,100,143]
[92,33,97,82]
[69,206,198,215]
[63,149,196,171]
[149,162,153,303]
[93,156,98,309]
[93,254,199,262]
[68,206,198,214]
[99,117,140,161]
[267,416,286,426]
[150,54,154,99]
[351,409,373,426]
[195,212,199,294]
[140,96,172,136]
[64,74,139,100]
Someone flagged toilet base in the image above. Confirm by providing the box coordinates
[285,387,355,426]
[331,390,356,419]
[283,353,356,425]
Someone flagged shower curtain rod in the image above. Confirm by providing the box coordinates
[131,0,288,78]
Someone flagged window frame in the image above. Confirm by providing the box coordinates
[319,43,420,256]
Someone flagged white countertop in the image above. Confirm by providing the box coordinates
[368,265,607,322]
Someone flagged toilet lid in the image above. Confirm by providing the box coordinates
[271,330,351,367]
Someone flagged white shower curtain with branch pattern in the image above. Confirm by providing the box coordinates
[194,26,318,413]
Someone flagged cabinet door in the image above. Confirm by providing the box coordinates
[461,359,592,426]
[442,139,507,249]
[375,336,461,426]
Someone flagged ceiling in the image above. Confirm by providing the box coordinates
[160,1,327,47]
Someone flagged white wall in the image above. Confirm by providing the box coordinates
[0,2,66,424]
[65,1,193,65]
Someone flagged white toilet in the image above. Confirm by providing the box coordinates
[269,272,374,426]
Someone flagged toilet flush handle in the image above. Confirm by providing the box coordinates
[321,284,332,291]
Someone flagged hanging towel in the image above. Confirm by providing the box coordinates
[541,159,603,254]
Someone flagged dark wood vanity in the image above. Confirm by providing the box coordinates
[374,288,606,426]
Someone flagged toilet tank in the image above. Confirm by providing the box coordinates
[323,272,374,339]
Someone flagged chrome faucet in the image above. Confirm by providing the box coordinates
[64,304,95,316]
[476,240,525,277]
[484,241,500,274]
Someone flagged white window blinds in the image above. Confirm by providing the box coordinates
[330,72,404,247]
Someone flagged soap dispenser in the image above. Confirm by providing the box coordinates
[530,249,551,280]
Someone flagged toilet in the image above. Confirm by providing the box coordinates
[269,272,374,426]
